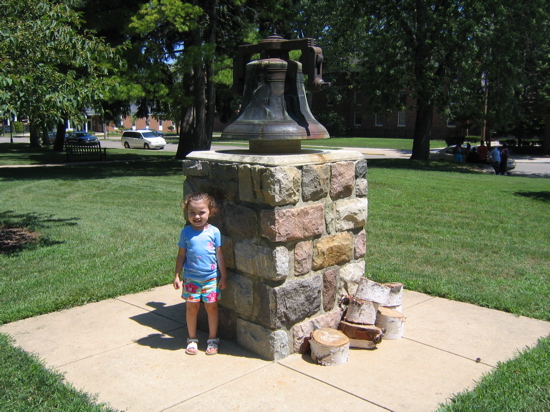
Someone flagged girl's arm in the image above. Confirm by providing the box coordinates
[216,246,227,290]
[173,247,186,289]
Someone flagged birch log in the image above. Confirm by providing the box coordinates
[375,307,405,339]
[339,321,384,349]
[310,328,350,365]
[355,278,404,306]
[344,297,379,325]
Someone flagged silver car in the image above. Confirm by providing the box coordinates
[121,130,166,150]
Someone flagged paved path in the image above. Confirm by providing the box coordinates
[1,285,548,412]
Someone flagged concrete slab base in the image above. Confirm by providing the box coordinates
[1,286,549,412]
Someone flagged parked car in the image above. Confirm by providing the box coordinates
[65,132,99,145]
[430,145,516,171]
[121,130,166,150]
[136,129,165,138]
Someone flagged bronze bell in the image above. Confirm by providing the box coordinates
[222,35,331,153]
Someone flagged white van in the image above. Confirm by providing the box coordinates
[121,130,166,150]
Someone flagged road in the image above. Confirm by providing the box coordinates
[2,136,549,177]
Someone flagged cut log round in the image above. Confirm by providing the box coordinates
[355,278,390,304]
[382,305,403,314]
[310,328,350,366]
[375,307,405,340]
[344,296,379,325]
[355,278,404,306]
[382,282,404,306]
[339,320,384,349]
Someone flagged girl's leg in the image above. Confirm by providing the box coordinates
[186,301,200,339]
[204,302,219,339]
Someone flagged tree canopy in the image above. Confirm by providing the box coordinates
[0,0,123,148]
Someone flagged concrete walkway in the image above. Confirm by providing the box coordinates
[1,285,548,412]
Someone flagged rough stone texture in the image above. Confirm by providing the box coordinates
[211,162,239,181]
[224,204,258,239]
[291,309,345,353]
[356,178,368,197]
[334,197,368,232]
[354,229,367,259]
[234,241,288,281]
[312,232,354,270]
[330,162,355,199]
[238,165,263,203]
[261,204,325,242]
[355,158,368,178]
[257,275,322,329]
[339,261,366,297]
[222,272,254,318]
[323,268,338,312]
[302,164,330,202]
[262,166,301,206]
[236,319,290,360]
[294,241,313,275]
[182,160,210,177]
[221,236,235,269]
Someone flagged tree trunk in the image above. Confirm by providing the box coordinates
[53,121,67,152]
[176,105,195,159]
[543,114,550,154]
[29,121,41,148]
[410,98,434,160]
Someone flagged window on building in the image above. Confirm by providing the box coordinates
[397,111,406,127]
[354,112,362,126]
[447,119,456,128]
[374,113,383,127]
[354,91,362,105]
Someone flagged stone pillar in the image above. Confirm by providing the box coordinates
[182,149,368,360]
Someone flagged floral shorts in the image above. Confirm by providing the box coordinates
[182,277,221,303]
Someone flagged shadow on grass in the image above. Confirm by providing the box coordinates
[514,191,550,202]
[367,158,490,174]
[0,157,183,181]
[0,211,75,255]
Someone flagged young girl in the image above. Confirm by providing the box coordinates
[173,192,227,355]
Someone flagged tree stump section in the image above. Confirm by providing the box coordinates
[339,321,384,349]
[344,297,379,325]
[355,278,404,306]
[375,307,405,340]
[310,328,350,365]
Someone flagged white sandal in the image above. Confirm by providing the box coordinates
[186,338,198,355]
[206,338,219,355]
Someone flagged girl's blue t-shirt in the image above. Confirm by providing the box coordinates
[178,224,222,281]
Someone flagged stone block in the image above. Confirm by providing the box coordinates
[355,158,368,178]
[256,275,322,329]
[334,197,368,232]
[312,232,354,270]
[323,268,338,312]
[238,165,263,203]
[262,166,301,206]
[356,177,368,197]
[236,319,290,360]
[222,272,254,318]
[260,204,324,242]
[221,236,235,269]
[330,162,355,199]
[224,203,258,238]
[294,240,313,276]
[291,309,345,353]
[234,241,288,281]
[354,229,366,259]
[338,261,365,297]
[182,160,210,177]
[302,164,330,202]
[197,305,236,341]
[211,162,238,181]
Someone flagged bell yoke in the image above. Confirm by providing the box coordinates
[221,35,331,153]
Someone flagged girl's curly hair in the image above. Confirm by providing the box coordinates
[182,192,217,214]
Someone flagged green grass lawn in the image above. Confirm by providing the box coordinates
[0,143,548,410]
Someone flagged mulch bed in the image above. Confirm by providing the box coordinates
[0,226,40,254]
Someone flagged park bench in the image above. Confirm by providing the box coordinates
[65,142,107,162]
